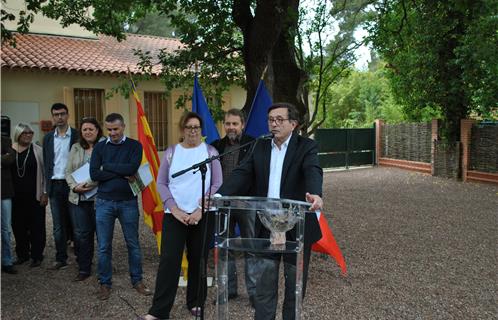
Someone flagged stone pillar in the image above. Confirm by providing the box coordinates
[374,119,384,165]
[460,119,476,182]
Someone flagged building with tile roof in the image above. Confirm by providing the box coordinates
[1,24,245,147]
[2,33,182,76]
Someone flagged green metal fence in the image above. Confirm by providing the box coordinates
[315,127,376,169]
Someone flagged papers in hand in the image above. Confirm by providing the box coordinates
[71,162,97,200]
[129,163,154,196]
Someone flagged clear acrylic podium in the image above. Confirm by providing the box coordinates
[212,196,309,320]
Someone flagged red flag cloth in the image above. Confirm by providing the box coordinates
[312,212,347,275]
[132,84,164,251]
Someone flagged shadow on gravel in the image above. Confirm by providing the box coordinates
[2,167,497,319]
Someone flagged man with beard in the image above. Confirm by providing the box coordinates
[211,108,257,306]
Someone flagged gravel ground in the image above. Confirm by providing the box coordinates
[2,166,497,319]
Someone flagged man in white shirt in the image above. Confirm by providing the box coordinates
[217,102,323,320]
[43,103,78,270]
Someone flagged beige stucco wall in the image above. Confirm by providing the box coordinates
[226,85,246,110]
[1,69,245,147]
[4,0,97,39]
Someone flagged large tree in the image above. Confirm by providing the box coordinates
[297,0,375,132]
[367,0,498,141]
[2,0,371,132]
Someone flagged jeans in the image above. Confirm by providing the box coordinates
[95,198,143,287]
[70,202,96,275]
[1,199,13,266]
[49,181,72,263]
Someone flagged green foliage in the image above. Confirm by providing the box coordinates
[367,0,498,141]
[297,0,376,133]
[127,10,178,38]
[320,64,405,128]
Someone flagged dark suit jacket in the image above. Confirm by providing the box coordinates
[217,132,323,244]
[211,134,255,164]
[43,127,78,195]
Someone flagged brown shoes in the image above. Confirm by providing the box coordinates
[73,273,90,282]
[97,282,150,300]
[97,285,111,300]
[133,281,152,296]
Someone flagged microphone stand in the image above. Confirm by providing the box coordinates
[171,136,267,320]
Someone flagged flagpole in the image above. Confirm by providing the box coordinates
[260,64,268,80]
[245,64,270,131]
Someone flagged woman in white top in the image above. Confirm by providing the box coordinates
[141,112,222,319]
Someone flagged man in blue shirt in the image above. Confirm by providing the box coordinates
[90,113,151,300]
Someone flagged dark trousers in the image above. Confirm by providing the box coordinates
[70,202,95,275]
[49,180,73,263]
[227,209,258,297]
[11,194,46,261]
[254,243,313,320]
[149,213,214,319]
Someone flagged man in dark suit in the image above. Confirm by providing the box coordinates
[217,102,323,320]
[211,108,256,304]
[43,103,78,270]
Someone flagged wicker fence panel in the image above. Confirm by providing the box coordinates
[470,125,498,173]
[381,122,432,163]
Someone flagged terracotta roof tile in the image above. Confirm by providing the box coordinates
[1,33,183,75]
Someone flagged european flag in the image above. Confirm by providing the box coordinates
[244,79,273,138]
[192,75,220,144]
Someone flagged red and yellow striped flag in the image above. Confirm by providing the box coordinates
[130,78,164,251]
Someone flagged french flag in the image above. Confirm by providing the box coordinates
[312,212,347,275]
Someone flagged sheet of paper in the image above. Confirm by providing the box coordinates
[71,162,97,199]
[129,163,154,196]
[138,162,153,187]
[71,162,90,183]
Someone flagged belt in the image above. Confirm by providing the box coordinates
[52,179,67,183]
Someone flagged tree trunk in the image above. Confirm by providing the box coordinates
[233,0,307,130]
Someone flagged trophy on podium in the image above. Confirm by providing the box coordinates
[212,196,310,320]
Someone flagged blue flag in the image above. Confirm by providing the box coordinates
[244,79,273,138]
[192,75,220,144]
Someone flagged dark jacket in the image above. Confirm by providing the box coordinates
[211,134,255,164]
[1,136,15,199]
[217,133,323,244]
[42,127,78,195]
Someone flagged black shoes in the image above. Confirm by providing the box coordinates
[49,261,68,270]
[1,265,18,274]
[29,260,42,268]
[13,257,29,265]
[249,295,255,308]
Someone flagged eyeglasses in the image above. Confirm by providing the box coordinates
[52,111,68,118]
[185,125,201,132]
[267,117,289,125]
[21,131,34,135]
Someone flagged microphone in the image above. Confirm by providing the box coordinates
[258,133,274,140]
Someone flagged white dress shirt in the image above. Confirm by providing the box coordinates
[52,127,72,179]
[106,135,127,145]
[267,134,292,198]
